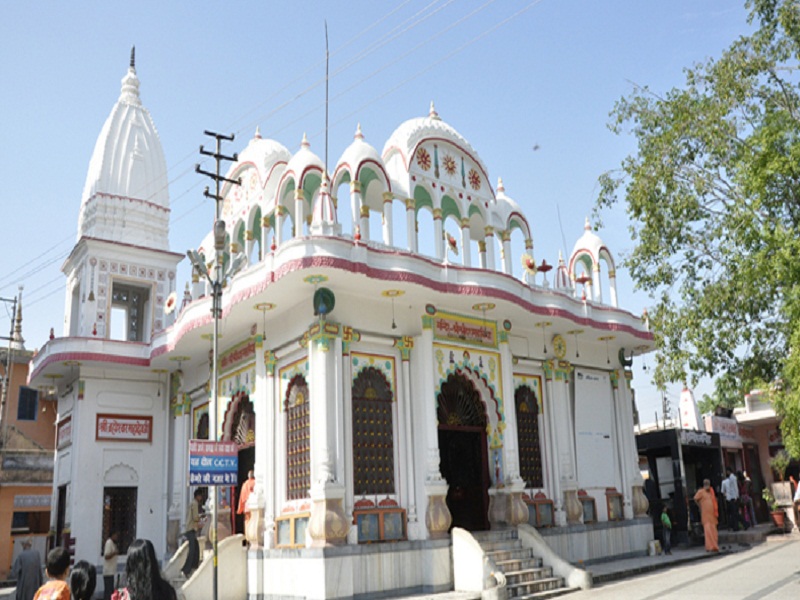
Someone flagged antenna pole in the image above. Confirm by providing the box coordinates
[324,20,330,179]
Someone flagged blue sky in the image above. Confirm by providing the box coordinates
[0,1,753,421]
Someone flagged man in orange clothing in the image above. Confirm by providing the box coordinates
[237,470,256,535]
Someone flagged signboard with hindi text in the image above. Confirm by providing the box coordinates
[189,440,238,486]
[96,414,153,442]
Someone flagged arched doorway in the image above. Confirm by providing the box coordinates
[222,392,256,535]
[437,372,490,531]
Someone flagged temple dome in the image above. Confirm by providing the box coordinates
[77,53,170,251]
[235,128,291,182]
[283,133,324,189]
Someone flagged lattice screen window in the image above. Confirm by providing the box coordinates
[515,385,543,488]
[285,375,310,500]
[352,366,395,496]
[101,487,137,554]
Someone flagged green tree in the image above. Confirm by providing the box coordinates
[597,0,800,456]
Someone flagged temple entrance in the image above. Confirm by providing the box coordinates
[437,372,490,532]
[222,392,256,535]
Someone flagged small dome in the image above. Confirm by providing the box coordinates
[494,177,531,239]
[236,130,292,179]
[570,217,607,265]
[283,133,324,189]
[333,124,387,189]
[382,102,489,181]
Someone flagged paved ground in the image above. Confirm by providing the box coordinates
[0,524,790,599]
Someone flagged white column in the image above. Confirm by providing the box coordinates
[609,269,618,307]
[405,198,417,253]
[460,219,471,267]
[274,207,284,247]
[610,370,631,519]
[478,241,487,269]
[395,337,420,537]
[418,320,451,538]
[261,216,271,257]
[484,227,496,271]
[501,231,512,275]
[294,189,305,238]
[593,263,602,303]
[349,181,362,238]
[382,192,394,246]
[542,368,564,525]
[433,208,444,260]
[245,230,255,263]
[307,325,348,545]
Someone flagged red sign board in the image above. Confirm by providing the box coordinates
[96,414,153,442]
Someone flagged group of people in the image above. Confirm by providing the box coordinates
[12,538,176,600]
[691,467,758,554]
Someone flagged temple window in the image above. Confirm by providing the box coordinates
[109,283,150,342]
[515,385,543,488]
[285,375,310,501]
[351,367,395,496]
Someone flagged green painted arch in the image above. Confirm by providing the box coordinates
[358,168,380,192]
[413,185,433,213]
[303,173,322,206]
[441,195,461,222]
[467,203,486,220]
[251,207,262,245]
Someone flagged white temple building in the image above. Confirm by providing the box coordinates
[30,54,654,599]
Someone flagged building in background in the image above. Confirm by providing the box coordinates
[0,299,56,582]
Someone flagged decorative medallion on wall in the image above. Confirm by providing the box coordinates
[416,147,431,171]
[468,168,481,191]
[443,154,456,176]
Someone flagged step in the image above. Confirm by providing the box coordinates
[495,556,543,572]
[514,587,581,600]
[504,567,554,586]
[486,547,535,563]
[479,538,523,551]
[471,529,518,542]
[506,576,565,598]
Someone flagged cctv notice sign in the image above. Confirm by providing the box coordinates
[189,440,238,486]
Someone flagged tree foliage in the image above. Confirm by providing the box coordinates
[597,0,800,454]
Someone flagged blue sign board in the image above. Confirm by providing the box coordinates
[189,440,238,486]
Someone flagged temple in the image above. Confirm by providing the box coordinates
[29,55,654,599]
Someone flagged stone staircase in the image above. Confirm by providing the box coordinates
[473,530,578,599]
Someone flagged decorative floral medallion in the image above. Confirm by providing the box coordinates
[443,154,456,176]
[416,147,431,171]
[468,168,481,190]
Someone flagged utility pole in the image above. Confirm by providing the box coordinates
[0,288,20,448]
[193,131,240,600]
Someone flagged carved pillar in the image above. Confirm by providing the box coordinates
[484,226,496,271]
[419,318,451,538]
[349,181,362,239]
[274,206,285,247]
[544,360,578,525]
[294,189,306,238]
[478,241,487,269]
[608,268,618,307]
[245,230,254,264]
[460,218,471,267]
[394,336,421,537]
[433,208,444,260]
[382,192,394,246]
[359,204,370,243]
[405,198,417,253]
[500,230,512,275]
[261,216,271,256]
[593,262,602,303]
[307,323,349,546]
[247,339,274,548]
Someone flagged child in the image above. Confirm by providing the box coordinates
[33,547,71,600]
[661,506,673,555]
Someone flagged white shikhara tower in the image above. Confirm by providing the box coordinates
[63,48,181,341]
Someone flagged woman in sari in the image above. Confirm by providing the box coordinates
[694,479,719,552]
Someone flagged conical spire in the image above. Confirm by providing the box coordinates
[354,123,364,140]
[301,132,310,149]
[429,100,440,120]
[120,48,141,105]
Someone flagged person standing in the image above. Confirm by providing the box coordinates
[12,538,42,600]
[660,506,672,555]
[721,468,740,531]
[102,532,119,600]
[237,470,256,535]
[181,489,204,577]
[694,479,719,552]
[112,539,176,600]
